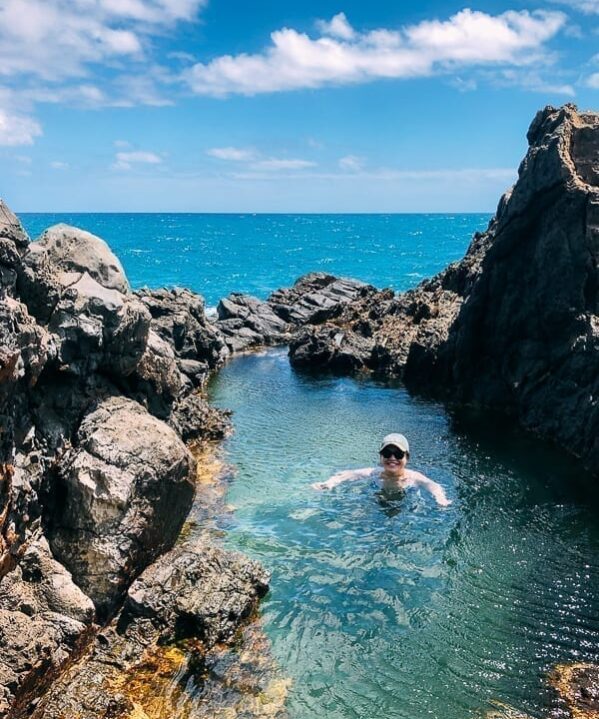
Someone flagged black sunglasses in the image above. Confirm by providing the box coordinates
[381,447,405,460]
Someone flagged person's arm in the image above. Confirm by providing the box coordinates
[413,472,452,507]
[312,467,374,490]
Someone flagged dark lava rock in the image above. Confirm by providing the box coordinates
[268,272,373,325]
[216,292,291,352]
[169,391,232,442]
[214,274,376,354]
[136,287,229,384]
[47,274,151,379]
[32,542,270,719]
[290,325,374,373]
[124,542,269,646]
[48,396,195,616]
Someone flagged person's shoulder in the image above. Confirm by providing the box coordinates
[407,469,432,483]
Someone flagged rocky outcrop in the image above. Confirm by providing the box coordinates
[288,105,599,475]
[32,541,271,719]
[125,542,269,646]
[216,292,291,352]
[0,205,263,716]
[215,273,374,353]
[48,397,195,616]
[269,272,373,325]
[136,287,228,384]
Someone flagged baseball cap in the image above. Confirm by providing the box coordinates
[379,433,410,453]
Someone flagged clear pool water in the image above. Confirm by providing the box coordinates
[209,348,599,719]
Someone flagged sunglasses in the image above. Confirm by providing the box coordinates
[381,447,405,460]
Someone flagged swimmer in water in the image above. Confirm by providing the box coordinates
[311,433,452,507]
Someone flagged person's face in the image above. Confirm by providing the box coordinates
[380,445,408,475]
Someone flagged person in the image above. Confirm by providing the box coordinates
[311,433,452,507]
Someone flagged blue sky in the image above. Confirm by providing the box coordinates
[1,0,597,212]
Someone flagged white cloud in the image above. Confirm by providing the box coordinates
[251,158,316,170]
[587,71,599,87]
[338,155,364,171]
[549,0,599,14]
[0,109,42,145]
[184,9,566,96]
[113,150,163,170]
[206,146,315,170]
[316,12,356,40]
[114,139,131,148]
[496,68,575,95]
[0,0,206,118]
[51,161,69,169]
[207,146,257,161]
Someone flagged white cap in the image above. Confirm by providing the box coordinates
[379,433,410,453]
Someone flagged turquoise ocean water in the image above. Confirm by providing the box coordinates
[20,213,488,305]
[20,213,599,718]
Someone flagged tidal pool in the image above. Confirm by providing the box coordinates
[209,348,599,719]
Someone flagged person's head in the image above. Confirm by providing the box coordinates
[379,433,410,475]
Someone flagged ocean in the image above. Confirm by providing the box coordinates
[19,213,490,304]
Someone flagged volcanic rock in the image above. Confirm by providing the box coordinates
[268,272,373,325]
[31,541,270,719]
[136,287,229,384]
[48,396,195,616]
[0,536,94,717]
[47,273,150,378]
[216,292,291,352]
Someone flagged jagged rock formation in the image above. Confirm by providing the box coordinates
[215,273,373,352]
[288,105,599,475]
[33,540,270,719]
[0,209,256,717]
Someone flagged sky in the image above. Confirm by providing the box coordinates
[1,0,597,212]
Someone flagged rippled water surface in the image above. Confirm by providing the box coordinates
[209,349,599,719]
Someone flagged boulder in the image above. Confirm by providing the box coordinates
[47,273,150,378]
[48,396,195,616]
[18,224,129,324]
[169,392,232,443]
[30,542,271,719]
[289,325,374,373]
[0,201,28,251]
[0,537,94,717]
[124,542,269,646]
[136,287,229,384]
[30,224,128,293]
